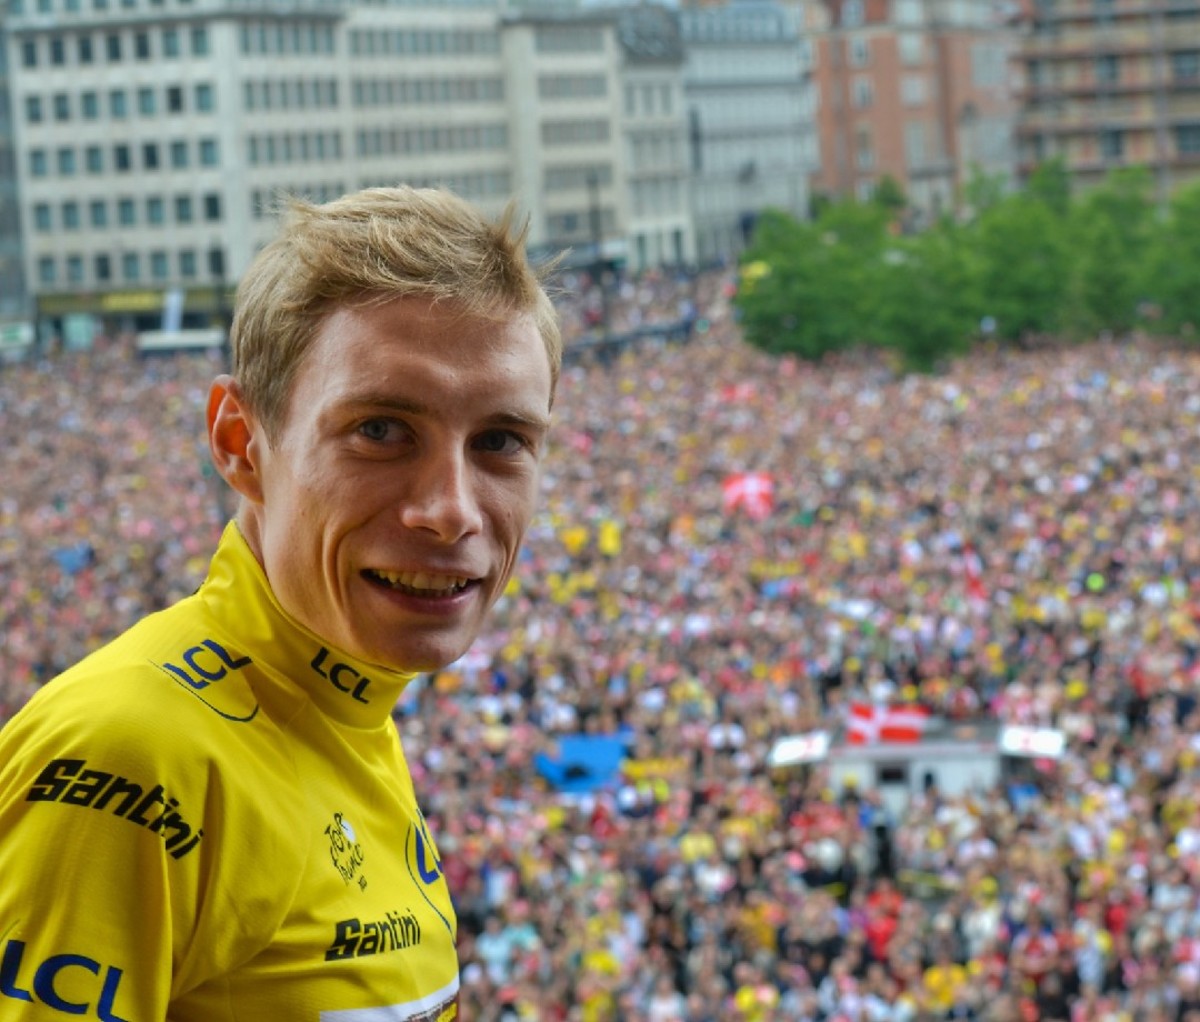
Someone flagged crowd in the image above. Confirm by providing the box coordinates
[4,265,1200,1021]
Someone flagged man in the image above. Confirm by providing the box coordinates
[0,186,561,1020]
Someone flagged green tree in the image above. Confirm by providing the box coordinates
[1141,179,1200,335]
[973,194,1072,342]
[1026,157,1072,217]
[1068,167,1155,335]
[735,203,890,359]
[962,168,1009,217]
[872,221,979,371]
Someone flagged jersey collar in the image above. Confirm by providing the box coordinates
[200,521,415,729]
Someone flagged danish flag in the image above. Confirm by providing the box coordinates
[722,471,775,520]
[846,701,932,744]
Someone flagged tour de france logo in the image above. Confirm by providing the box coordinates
[325,812,368,891]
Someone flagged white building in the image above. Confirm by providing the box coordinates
[0,22,28,327]
[2,0,790,336]
[615,2,693,271]
[680,0,817,265]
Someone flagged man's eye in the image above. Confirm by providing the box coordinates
[476,430,525,455]
[358,419,394,442]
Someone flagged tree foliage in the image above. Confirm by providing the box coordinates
[734,162,1200,372]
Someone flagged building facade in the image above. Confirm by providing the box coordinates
[680,0,817,265]
[616,2,693,271]
[1,0,698,337]
[0,20,27,330]
[811,0,1020,220]
[1015,0,1200,200]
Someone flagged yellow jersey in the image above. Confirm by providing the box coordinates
[0,522,459,1021]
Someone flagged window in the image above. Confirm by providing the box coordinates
[191,26,209,56]
[203,193,222,221]
[171,140,189,168]
[50,37,65,65]
[30,150,48,177]
[110,89,128,118]
[38,257,56,285]
[57,148,77,175]
[146,196,165,224]
[1095,54,1119,86]
[135,31,151,59]
[22,40,37,68]
[150,251,169,280]
[61,201,80,229]
[174,194,193,223]
[1173,51,1200,83]
[67,256,84,284]
[89,199,107,227]
[904,120,927,167]
[195,83,214,112]
[167,86,184,112]
[85,145,103,172]
[842,0,863,27]
[143,143,159,170]
[163,27,180,57]
[79,35,94,63]
[1175,123,1200,155]
[849,37,869,68]
[95,254,111,282]
[81,92,99,119]
[33,203,52,231]
[25,96,42,124]
[901,75,927,106]
[138,87,156,115]
[118,197,136,225]
[114,144,131,171]
[179,249,197,278]
[106,32,122,61]
[199,138,218,166]
[856,127,874,169]
[208,247,225,278]
[122,252,140,282]
[853,76,874,108]
[1099,128,1124,159]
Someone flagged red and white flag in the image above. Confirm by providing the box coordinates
[846,701,932,744]
[962,544,987,604]
[722,471,775,520]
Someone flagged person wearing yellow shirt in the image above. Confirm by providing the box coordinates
[922,944,970,1016]
[0,186,562,1020]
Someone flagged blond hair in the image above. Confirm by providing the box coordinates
[230,186,562,439]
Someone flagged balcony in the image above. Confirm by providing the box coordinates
[1031,1,1200,27]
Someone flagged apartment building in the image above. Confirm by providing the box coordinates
[680,0,817,264]
[811,0,1020,219]
[1015,0,1200,199]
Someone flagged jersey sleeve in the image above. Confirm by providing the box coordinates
[0,670,300,1020]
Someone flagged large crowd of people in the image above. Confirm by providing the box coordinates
[4,266,1200,1021]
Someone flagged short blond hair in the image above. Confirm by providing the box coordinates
[230,186,562,439]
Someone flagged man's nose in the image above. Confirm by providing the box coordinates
[398,449,484,541]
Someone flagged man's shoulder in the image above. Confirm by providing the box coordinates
[4,597,268,769]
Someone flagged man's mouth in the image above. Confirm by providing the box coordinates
[364,569,473,597]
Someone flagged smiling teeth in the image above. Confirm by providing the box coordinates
[372,570,469,595]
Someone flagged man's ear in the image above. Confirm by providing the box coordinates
[207,375,265,504]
